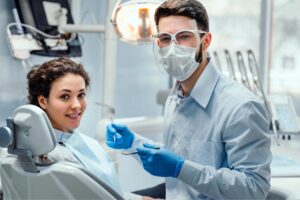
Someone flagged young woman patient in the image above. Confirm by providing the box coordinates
[26,57,144,200]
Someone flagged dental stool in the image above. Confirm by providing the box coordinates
[0,104,124,200]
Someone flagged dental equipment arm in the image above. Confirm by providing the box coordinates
[224,49,237,81]
[247,50,280,145]
[236,51,252,90]
[212,51,222,72]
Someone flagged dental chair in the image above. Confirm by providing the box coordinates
[0,147,5,199]
[0,104,124,200]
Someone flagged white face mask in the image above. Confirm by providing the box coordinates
[157,42,201,81]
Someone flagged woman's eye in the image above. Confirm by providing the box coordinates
[79,93,86,99]
[60,95,69,100]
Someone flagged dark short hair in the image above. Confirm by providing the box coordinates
[154,0,209,31]
[27,57,90,106]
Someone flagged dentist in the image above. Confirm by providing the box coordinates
[106,0,272,199]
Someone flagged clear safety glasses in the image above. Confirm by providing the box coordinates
[152,29,207,48]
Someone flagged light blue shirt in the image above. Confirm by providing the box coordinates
[163,61,272,199]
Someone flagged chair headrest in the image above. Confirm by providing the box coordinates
[13,104,56,156]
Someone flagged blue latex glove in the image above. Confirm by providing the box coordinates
[137,143,185,177]
[106,123,134,149]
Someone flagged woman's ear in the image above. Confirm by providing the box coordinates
[37,95,47,110]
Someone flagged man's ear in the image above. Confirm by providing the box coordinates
[202,32,212,51]
[155,38,160,47]
[37,95,47,110]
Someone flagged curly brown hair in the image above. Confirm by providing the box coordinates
[27,57,90,107]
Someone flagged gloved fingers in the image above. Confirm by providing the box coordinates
[106,131,123,142]
[139,143,160,159]
[106,134,114,142]
[137,146,151,154]
[140,156,155,175]
[106,125,115,141]
[111,123,128,132]
[139,153,151,161]
[136,145,156,160]
[106,140,116,148]
[106,124,117,135]
[115,133,123,144]
[143,143,161,149]
[106,131,118,148]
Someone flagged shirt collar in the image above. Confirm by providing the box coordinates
[190,60,220,108]
[54,129,73,143]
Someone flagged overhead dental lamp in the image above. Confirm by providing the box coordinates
[111,0,163,44]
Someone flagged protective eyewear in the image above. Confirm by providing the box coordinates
[153,29,207,47]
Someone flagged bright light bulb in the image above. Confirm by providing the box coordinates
[112,0,163,44]
[138,8,151,39]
